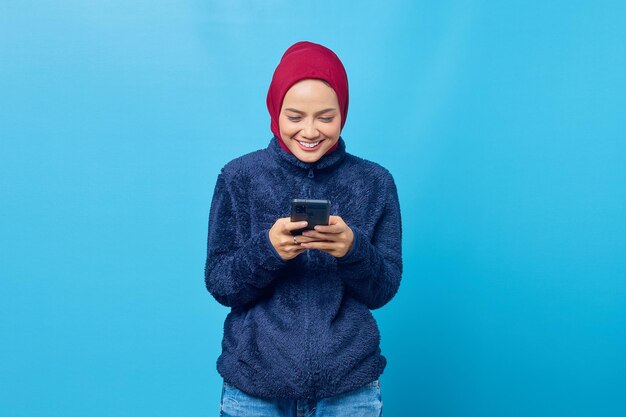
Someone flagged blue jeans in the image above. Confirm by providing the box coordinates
[219,379,383,417]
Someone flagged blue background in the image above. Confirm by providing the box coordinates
[1,1,625,416]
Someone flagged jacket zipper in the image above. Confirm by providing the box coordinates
[305,166,314,389]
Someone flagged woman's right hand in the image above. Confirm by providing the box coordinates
[269,218,317,260]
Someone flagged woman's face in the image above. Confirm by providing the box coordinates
[279,79,342,163]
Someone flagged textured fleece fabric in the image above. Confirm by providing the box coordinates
[204,136,403,401]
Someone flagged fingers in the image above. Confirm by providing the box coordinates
[301,240,351,254]
[281,246,307,260]
[313,215,345,234]
[283,219,308,233]
[284,244,307,254]
[293,234,323,244]
[312,224,343,234]
[272,216,353,259]
[276,227,317,255]
[301,230,338,241]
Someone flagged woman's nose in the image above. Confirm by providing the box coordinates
[301,120,320,139]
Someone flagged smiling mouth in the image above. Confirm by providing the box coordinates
[296,140,323,150]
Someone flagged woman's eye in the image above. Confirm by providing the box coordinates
[287,116,302,121]
[319,117,334,123]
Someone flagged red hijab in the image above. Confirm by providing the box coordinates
[266,41,349,155]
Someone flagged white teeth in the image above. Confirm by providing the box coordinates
[298,141,320,148]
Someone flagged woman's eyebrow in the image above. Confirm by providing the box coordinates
[284,107,337,116]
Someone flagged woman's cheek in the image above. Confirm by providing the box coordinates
[322,125,340,140]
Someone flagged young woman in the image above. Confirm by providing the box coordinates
[205,41,402,417]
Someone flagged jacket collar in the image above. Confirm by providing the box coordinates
[267,135,347,174]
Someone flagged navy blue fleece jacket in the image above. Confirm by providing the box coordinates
[204,136,402,401]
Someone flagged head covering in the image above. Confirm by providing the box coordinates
[266,41,349,154]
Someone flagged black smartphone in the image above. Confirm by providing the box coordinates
[290,199,330,235]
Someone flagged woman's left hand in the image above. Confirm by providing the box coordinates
[300,215,354,258]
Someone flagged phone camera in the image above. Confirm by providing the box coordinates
[295,205,306,214]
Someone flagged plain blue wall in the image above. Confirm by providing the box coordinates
[1,1,625,416]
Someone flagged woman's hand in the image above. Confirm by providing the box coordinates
[269,218,321,260]
[299,215,354,258]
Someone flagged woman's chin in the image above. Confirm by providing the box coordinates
[294,151,322,163]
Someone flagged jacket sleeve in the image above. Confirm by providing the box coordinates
[336,173,403,310]
[204,171,287,308]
